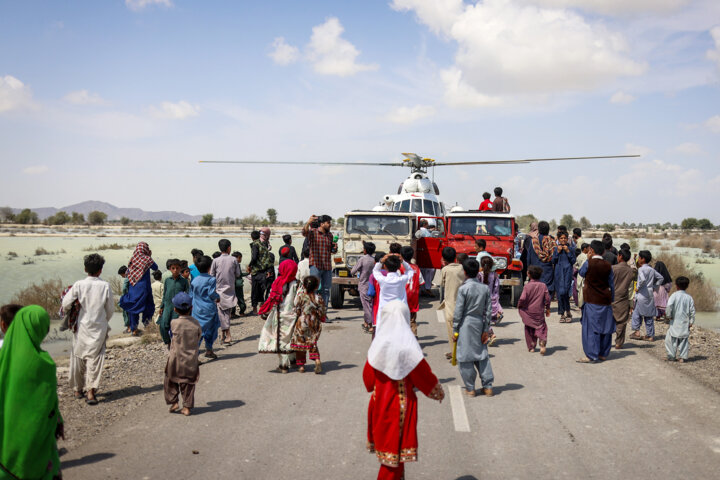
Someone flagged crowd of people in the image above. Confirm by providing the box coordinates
[0,206,700,479]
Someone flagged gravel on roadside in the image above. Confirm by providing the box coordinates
[56,313,266,451]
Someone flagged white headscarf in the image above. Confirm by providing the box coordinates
[367,300,424,380]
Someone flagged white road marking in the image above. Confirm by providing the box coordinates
[436,309,445,323]
[449,385,471,432]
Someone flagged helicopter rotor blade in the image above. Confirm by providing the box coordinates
[199,160,404,166]
[432,154,640,166]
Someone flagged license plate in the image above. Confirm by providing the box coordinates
[338,270,348,277]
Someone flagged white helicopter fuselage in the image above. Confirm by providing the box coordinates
[371,172,446,218]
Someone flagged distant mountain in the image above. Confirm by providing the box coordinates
[14,201,202,222]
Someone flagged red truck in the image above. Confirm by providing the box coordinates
[415,211,524,306]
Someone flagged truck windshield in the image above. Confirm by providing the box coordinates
[346,215,411,236]
[450,217,513,236]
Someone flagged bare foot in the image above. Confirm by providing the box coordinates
[298,366,305,373]
[540,346,547,356]
[169,403,180,413]
[678,359,685,363]
[181,407,191,416]
[528,348,535,353]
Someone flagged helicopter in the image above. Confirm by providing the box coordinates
[200,152,639,216]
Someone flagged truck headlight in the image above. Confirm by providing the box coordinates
[492,257,507,270]
[346,255,359,267]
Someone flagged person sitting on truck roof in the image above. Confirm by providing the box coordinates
[491,187,511,213]
[478,192,493,211]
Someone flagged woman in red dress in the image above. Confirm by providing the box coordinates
[364,300,445,480]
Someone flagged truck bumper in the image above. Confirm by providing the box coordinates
[499,277,522,286]
[332,276,359,286]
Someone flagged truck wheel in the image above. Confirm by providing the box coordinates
[510,276,523,308]
[330,283,345,309]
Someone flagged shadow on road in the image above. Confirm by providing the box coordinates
[492,383,524,396]
[438,377,456,384]
[456,476,479,480]
[420,340,447,348]
[543,345,568,356]
[98,383,163,402]
[417,335,435,341]
[685,355,707,363]
[608,350,637,360]
[62,452,115,469]
[217,352,256,361]
[193,399,245,414]
[493,338,520,346]
[621,342,653,349]
[240,334,260,342]
[320,360,358,373]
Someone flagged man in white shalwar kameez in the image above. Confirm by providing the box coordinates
[62,253,115,405]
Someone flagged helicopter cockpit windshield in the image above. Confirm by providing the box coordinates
[393,199,443,216]
[346,215,411,236]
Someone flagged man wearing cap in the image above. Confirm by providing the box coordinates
[164,292,201,417]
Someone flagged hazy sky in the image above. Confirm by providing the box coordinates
[1,0,719,224]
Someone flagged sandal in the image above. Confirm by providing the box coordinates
[73,391,85,399]
[85,397,99,405]
[629,332,643,340]
[575,357,593,363]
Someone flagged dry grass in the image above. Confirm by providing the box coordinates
[647,239,662,246]
[35,247,66,256]
[656,254,719,312]
[9,278,65,319]
[675,234,720,254]
[83,242,135,252]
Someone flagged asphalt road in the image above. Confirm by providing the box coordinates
[61,297,720,479]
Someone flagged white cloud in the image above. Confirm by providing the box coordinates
[673,142,703,155]
[0,75,33,113]
[269,37,300,65]
[22,165,49,175]
[385,104,436,124]
[517,0,690,16]
[625,143,652,156]
[440,68,504,107]
[149,100,199,120]
[610,91,635,104]
[706,115,720,133]
[707,26,720,71]
[62,90,109,106]
[306,17,378,76]
[393,0,645,108]
[125,0,172,11]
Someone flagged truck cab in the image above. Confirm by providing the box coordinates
[442,211,524,306]
[331,211,419,308]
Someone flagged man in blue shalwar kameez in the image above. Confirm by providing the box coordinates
[577,240,615,363]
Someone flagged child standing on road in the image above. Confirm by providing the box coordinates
[664,276,695,362]
[231,251,248,316]
[190,255,221,359]
[477,256,500,346]
[159,259,190,346]
[518,266,551,355]
[402,246,424,337]
[351,241,377,334]
[118,266,130,333]
[630,250,665,342]
[151,269,164,324]
[164,292,201,417]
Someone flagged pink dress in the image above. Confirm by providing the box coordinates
[653,283,672,316]
[477,271,502,320]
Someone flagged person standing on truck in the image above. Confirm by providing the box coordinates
[416,219,436,298]
[478,192,493,211]
[491,187,511,213]
[303,214,337,308]
[351,241,377,334]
